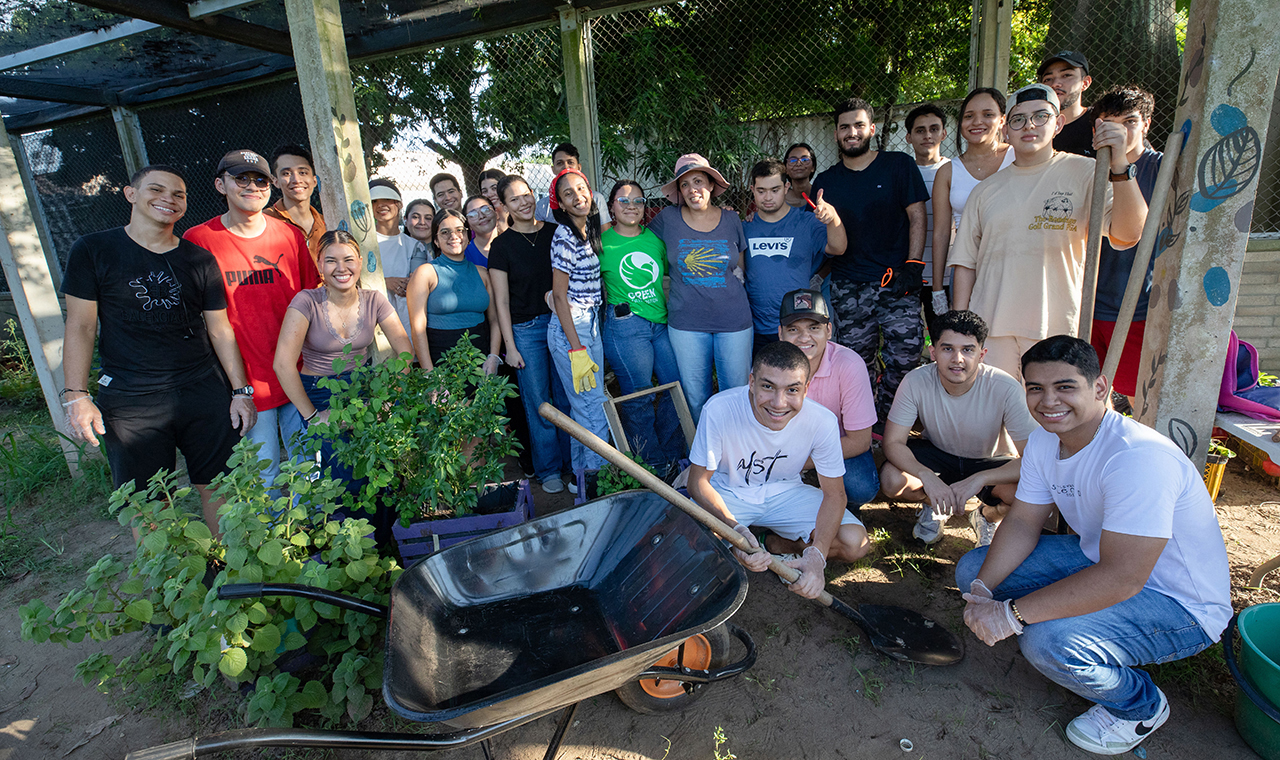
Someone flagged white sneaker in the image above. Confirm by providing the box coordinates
[968,509,997,547]
[1066,690,1169,755]
[912,508,944,544]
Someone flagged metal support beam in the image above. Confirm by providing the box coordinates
[282,0,388,353]
[188,0,267,20]
[9,136,62,291]
[72,0,292,56]
[0,76,115,106]
[0,110,79,474]
[111,106,149,178]
[0,19,160,72]
[1135,0,1280,467]
[559,6,602,189]
[973,0,1012,91]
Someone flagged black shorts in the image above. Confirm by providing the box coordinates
[906,438,1012,505]
[98,371,240,489]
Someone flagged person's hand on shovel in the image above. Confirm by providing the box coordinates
[782,546,827,599]
[731,524,773,572]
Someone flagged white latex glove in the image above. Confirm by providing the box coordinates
[961,595,1023,645]
[731,524,772,572]
[809,273,826,290]
[931,289,949,315]
[968,578,993,601]
[782,546,827,599]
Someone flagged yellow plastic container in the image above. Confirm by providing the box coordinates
[1204,453,1228,502]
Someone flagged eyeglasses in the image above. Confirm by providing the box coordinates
[786,156,813,165]
[614,197,646,206]
[465,206,495,219]
[227,173,270,189]
[437,228,468,240]
[1007,110,1055,131]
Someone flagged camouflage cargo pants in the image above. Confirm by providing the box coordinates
[829,278,923,418]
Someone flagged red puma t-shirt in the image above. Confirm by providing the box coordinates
[184,215,320,411]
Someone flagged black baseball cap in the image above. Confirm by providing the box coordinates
[1037,50,1090,78]
[779,289,831,326]
[215,149,274,180]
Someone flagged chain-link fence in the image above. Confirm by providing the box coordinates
[3,0,1278,299]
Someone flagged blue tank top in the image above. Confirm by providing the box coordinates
[426,255,487,330]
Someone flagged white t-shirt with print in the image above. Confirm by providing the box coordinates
[1015,411,1232,640]
[690,386,845,504]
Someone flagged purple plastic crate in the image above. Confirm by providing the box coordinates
[393,480,534,562]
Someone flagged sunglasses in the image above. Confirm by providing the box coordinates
[226,173,271,189]
[786,156,813,165]
[1007,111,1055,130]
[614,197,647,206]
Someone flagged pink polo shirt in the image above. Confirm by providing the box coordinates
[805,341,878,436]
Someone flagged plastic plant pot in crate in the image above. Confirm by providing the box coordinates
[393,479,534,563]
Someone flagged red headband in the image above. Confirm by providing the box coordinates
[548,168,592,211]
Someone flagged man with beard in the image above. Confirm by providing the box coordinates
[811,98,929,419]
[1039,51,1095,157]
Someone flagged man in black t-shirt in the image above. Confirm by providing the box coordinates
[1039,50,1095,157]
[61,165,256,536]
[811,98,930,418]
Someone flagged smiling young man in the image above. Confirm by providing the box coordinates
[184,149,320,492]
[955,335,1230,756]
[880,310,1037,546]
[534,143,610,224]
[811,98,930,418]
[61,165,257,535]
[264,144,326,263]
[903,104,952,330]
[775,289,878,519]
[950,84,1148,382]
[370,178,428,333]
[688,340,869,600]
[429,173,464,212]
[1039,51,1095,157]
[743,159,846,352]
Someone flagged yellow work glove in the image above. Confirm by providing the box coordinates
[569,347,598,394]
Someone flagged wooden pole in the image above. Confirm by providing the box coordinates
[110,106,149,179]
[1135,0,1280,468]
[0,117,80,474]
[9,135,61,291]
[1078,145,1111,342]
[283,0,390,353]
[1100,133,1182,382]
[559,6,602,189]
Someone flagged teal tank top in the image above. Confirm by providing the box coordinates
[426,255,487,330]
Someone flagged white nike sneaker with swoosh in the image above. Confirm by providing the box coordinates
[1066,689,1169,755]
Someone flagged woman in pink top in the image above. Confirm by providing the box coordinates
[273,231,413,451]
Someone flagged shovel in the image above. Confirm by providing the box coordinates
[540,403,964,666]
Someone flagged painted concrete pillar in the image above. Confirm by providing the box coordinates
[559,6,603,189]
[0,116,79,473]
[1135,0,1280,466]
[972,0,1013,92]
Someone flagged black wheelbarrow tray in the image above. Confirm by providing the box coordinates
[127,490,756,760]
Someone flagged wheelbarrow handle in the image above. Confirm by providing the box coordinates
[217,583,389,619]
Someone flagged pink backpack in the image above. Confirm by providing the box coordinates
[1218,331,1280,422]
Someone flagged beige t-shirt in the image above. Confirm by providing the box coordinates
[950,152,1115,339]
[887,363,1039,459]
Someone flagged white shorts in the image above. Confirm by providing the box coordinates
[714,483,863,543]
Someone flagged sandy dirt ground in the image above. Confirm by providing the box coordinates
[2,461,1277,760]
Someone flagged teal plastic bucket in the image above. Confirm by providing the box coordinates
[1225,604,1280,760]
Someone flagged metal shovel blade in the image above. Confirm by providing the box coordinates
[830,597,964,666]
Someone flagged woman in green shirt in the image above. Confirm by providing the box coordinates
[600,180,686,471]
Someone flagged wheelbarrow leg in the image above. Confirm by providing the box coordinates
[481,738,495,760]
[542,702,580,760]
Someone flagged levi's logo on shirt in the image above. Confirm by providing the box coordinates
[736,449,788,484]
[748,237,795,258]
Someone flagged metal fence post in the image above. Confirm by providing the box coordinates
[559,5,602,189]
[110,106,149,178]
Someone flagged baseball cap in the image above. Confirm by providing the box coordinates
[779,289,831,326]
[1037,50,1090,78]
[215,149,273,180]
[1007,84,1061,115]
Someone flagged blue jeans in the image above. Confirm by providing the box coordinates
[602,307,685,469]
[548,306,610,471]
[512,314,572,481]
[955,536,1213,720]
[842,449,880,518]
[666,325,753,424]
[245,402,303,494]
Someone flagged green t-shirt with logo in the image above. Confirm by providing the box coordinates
[600,227,668,324]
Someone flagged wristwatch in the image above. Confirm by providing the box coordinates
[231,385,254,398]
[1109,163,1136,182]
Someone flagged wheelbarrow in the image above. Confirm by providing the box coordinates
[126,490,756,760]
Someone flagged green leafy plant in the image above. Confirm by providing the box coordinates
[1257,370,1278,387]
[21,439,400,727]
[1208,438,1236,459]
[308,341,520,526]
[0,319,41,407]
[594,451,657,497]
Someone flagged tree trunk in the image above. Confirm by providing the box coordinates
[1044,0,1182,135]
